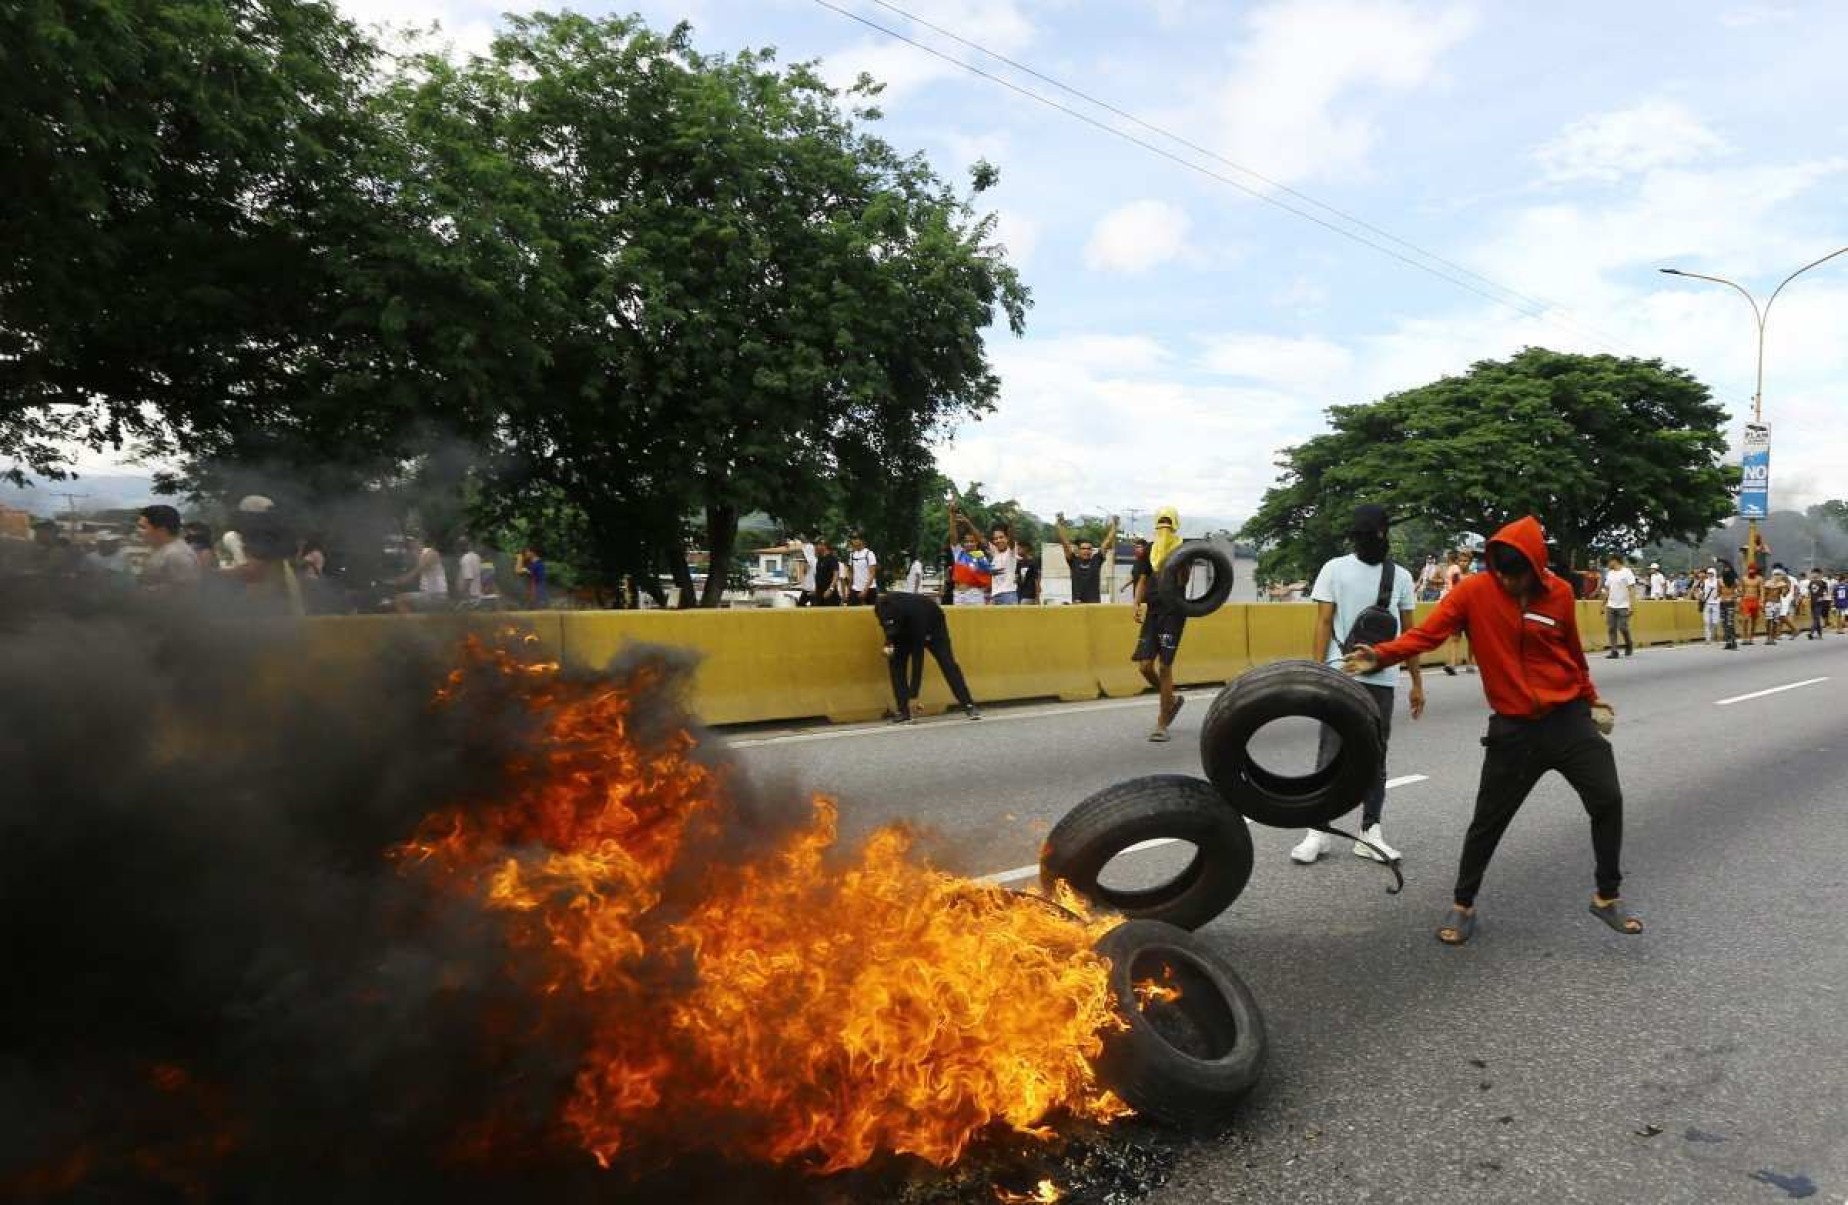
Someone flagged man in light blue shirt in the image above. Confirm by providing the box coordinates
[1291,503,1425,865]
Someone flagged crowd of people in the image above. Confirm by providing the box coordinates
[9,497,554,616]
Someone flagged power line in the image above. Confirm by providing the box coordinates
[812,0,1636,355]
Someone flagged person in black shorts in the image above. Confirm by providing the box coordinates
[873,592,981,723]
[1132,510,1186,742]
[1055,512,1117,604]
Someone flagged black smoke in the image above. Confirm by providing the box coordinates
[0,582,679,1202]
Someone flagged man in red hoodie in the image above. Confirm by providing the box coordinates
[1343,516,1641,946]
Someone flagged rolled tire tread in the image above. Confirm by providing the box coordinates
[1156,542,1236,619]
[1040,775,1254,931]
[1093,920,1268,1126]
[1199,659,1385,828]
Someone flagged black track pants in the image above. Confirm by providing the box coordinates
[1454,700,1624,906]
[888,617,974,714]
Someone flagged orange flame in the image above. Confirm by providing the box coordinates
[996,1178,1063,1203]
[400,637,1131,1173]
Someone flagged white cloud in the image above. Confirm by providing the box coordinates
[1206,0,1476,185]
[338,0,500,57]
[1197,333,1355,396]
[1084,200,1191,273]
[1535,99,1730,185]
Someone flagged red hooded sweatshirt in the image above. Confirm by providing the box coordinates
[1368,516,1602,719]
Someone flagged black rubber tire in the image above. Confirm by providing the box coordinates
[1156,541,1235,618]
[1039,775,1254,930]
[1198,659,1384,828]
[1092,920,1268,1126]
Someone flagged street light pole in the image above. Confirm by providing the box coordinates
[1660,246,1848,572]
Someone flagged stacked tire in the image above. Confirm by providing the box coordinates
[1036,659,1385,1122]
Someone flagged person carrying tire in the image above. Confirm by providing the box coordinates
[1342,515,1640,947]
[1290,504,1425,867]
[1134,507,1187,742]
[873,591,981,723]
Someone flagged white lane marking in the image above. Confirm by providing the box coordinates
[729,690,1220,747]
[978,773,1431,884]
[1714,676,1830,706]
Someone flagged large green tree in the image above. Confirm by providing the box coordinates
[1241,348,1733,583]
[393,14,1027,605]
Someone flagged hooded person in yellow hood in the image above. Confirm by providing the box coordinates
[1133,507,1187,741]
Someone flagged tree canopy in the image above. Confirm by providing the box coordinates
[2,6,1027,606]
[1240,348,1734,582]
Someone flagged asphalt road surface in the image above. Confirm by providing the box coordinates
[730,634,1848,1204]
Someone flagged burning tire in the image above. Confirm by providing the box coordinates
[1093,920,1267,1125]
[1039,775,1253,931]
[1156,541,1235,618]
[1198,660,1384,828]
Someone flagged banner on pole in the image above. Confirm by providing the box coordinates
[1739,422,1770,519]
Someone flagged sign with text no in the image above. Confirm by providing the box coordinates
[1738,422,1771,519]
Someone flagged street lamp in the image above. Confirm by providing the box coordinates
[1659,246,1848,571]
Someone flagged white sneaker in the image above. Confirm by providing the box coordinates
[1354,824,1400,863]
[1290,831,1330,864]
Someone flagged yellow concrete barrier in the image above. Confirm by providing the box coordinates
[1085,604,1153,698]
[299,590,1724,729]
[1171,605,1252,687]
[941,604,1099,712]
[1578,600,1608,652]
[561,608,890,726]
[1244,602,1317,669]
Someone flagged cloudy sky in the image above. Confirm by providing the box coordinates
[349,2,1848,523]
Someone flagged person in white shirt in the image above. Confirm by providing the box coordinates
[846,533,879,605]
[1601,556,1637,658]
[898,548,924,594]
[393,538,449,613]
[456,539,483,600]
[1290,504,1424,866]
[1647,563,1667,601]
[793,537,819,606]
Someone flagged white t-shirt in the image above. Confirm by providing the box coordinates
[1648,571,1666,599]
[458,550,482,598]
[1604,567,1637,608]
[417,547,448,596]
[849,547,877,592]
[989,547,1018,595]
[904,558,923,594]
[797,542,817,592]
[1311,554,1417,687]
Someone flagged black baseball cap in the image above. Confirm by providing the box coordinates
[1346,503,1390,535]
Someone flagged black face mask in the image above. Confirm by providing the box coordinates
[1353,531,1389,565]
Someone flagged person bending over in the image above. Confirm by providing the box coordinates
[874,591,981,723]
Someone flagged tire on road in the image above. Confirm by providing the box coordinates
[1039,775,1254,931]
[1198,659,1384,828]
[1156,541,1235,619]
[1092,919,1268,1126]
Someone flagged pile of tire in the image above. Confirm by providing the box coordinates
[1040,660,1386,1124]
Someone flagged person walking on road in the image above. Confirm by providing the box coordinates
[873,591,981,723]
[1290,504,1424,866]
[1805,567,1831,639]
[1601,555,1637,658]
[1055,513,1118,604]
[1716,564,1740,649]
[1834,573,1848,633]
[1343,515,1638,947]
[1133,507,1187,743]
[1440,551,1470,676]
[1770,567,1800,641]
